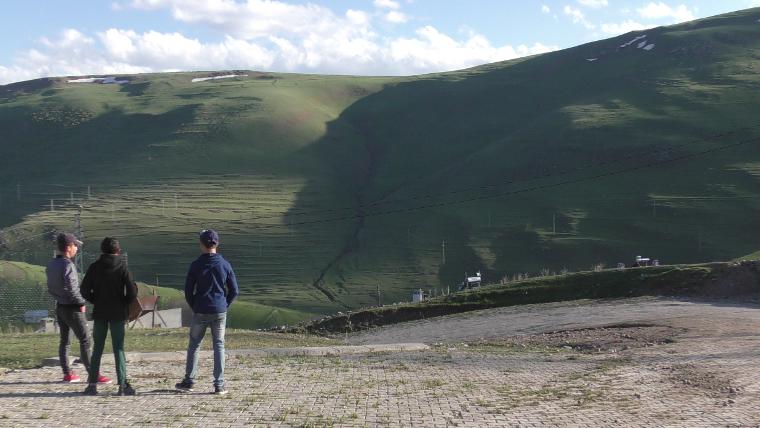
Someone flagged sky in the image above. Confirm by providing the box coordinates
[1,0,759,84]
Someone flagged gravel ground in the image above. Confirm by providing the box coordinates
[1,297,759,427]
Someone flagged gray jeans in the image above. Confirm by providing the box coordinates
[56,305,91,375]
[183,312,227,387]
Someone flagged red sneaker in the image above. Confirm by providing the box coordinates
[62,372,81,383]
[97,374,113,385]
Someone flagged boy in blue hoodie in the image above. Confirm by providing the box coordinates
[176,229,239,395]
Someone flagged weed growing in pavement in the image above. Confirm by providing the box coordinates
[422,378,447,389]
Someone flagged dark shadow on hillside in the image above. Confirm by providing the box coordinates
[0,103,201,229]
[285,11,760,302]
[0,77,56,98]
[119,81,151,97]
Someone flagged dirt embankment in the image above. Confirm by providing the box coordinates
[303,260,760,334]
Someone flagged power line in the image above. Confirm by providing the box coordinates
[243,125,760,221]
[2,125,757,226]
[3,127,760,240]
[243,134,760,229]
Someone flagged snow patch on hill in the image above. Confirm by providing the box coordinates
[67,76,129,84]
[191,74,248,83]
[621,35,647,48]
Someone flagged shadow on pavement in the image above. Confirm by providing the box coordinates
[0,381,62,386]
[0,392,82,398]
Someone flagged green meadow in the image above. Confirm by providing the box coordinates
[3,8,760,324]
[0,261,310,330]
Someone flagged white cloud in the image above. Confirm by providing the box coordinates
[387,26,555,73]
[0,0,562,84]
[373,0,400,9]
[564,5,596,29]
[541,5,551,13]
[384,10,408,24]
[601,20,652,35]
[577,0,609,8]
[0,23,558,85]
[127,0,356,39]
[637,2,696,22]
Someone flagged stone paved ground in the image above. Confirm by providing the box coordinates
[2,297,760,427]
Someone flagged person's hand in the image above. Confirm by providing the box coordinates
[79,305,86,313]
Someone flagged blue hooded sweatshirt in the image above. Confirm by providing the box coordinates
[184,253,239,314]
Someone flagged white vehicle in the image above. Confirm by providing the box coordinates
[458,271,482,291]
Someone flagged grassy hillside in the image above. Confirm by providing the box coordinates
[3,8,760,315]
[0,261,311,329]
[305,260,760,333]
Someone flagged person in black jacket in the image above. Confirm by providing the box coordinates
[80,237,138,396]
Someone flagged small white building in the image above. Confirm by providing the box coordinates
[412,289,427,303]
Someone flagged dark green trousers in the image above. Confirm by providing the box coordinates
[88,319,127,385]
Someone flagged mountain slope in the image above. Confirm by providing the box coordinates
[2,8,760,318]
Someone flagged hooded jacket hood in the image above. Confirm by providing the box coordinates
[99,254,127,271]
[80,253,138,321]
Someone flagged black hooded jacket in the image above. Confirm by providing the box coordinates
[81,254,138,321]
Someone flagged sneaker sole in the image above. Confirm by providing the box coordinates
[175,388,194,392]
[97,380,113,385]
[214,390,229,395]
[63,379,82,383]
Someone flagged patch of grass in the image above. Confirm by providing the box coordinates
[307,261,760,333]
[422,378,447,389]
[0,261,315,330]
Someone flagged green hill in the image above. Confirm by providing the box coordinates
[3,8,760,317]
[0,261,310,329]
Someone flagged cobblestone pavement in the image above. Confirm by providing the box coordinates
[2,297,760,427]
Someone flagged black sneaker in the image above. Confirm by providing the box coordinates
[117,382,136,396]
[214,386,228,395]
[175,380,194,392]
[82,384,98,396]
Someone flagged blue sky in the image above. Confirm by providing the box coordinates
[1,0,759,84]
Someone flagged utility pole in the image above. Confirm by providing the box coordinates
[50,199,54,212]
[155,274,160,287]
[87,185,91,200]
[74,205,84,274]
[441,240,446,265]
[376,282,381,306]
[553,213,556,235]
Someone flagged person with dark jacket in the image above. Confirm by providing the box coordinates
[46,233,111,385]
[176,229,238,395]
[80,237,138,396]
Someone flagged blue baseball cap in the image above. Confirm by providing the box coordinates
[200,229,219,247]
